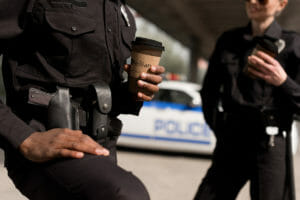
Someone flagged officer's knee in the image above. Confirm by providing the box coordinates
[82,170,150,200]
[114,173,150,200]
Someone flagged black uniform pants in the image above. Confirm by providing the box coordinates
[194,116,287,200]
[5,135,150,200]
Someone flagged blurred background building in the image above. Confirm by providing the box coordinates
[127,0,300,83]
[1,0,300,90]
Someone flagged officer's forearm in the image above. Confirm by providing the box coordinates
[0,101,35,149]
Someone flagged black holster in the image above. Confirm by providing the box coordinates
[47,87,79,130]
[29,83,115,141]
[87,82,112,141]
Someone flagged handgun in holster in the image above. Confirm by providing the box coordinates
[47,86,79,130]
[28,82,112,142]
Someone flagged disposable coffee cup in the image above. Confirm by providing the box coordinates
[244,37,278,78]
[128,37,165,94]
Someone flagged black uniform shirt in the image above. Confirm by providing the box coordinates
[0,0,141,149]
[201,21,300,129]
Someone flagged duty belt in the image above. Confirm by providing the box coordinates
[222,106,293,130]
[27,82,116,141]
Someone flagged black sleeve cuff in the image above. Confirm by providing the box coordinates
[0,103,35,149]
[111,82,143,116]
[8,120,35,149]
[278,76,299,95]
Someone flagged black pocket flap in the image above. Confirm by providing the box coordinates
[45,11,97,36]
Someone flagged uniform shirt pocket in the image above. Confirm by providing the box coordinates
[43,10,99,77]
[45,10,96,36]
[220,51,241,75]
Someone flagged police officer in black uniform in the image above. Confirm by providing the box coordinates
[194,0,300,199]
[0,0,165,199]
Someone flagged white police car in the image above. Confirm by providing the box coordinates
[118,81,215,154]
[118,81,299,155]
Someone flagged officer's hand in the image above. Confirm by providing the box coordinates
[124,64,165,101]
[247,51,287,86]
[19,129,109,163]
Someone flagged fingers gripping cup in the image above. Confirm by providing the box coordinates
[128,37,165,94]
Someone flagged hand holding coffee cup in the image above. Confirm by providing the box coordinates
[245,38,288,86]
[244,37,278,78]
[128,37,165,95]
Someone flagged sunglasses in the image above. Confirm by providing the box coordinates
[245,0,269,5]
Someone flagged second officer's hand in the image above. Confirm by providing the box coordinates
[19,129,109,163]
[124,64,165,101]
[247,51,287,86]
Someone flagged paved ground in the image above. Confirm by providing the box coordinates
[0,148,299,200]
